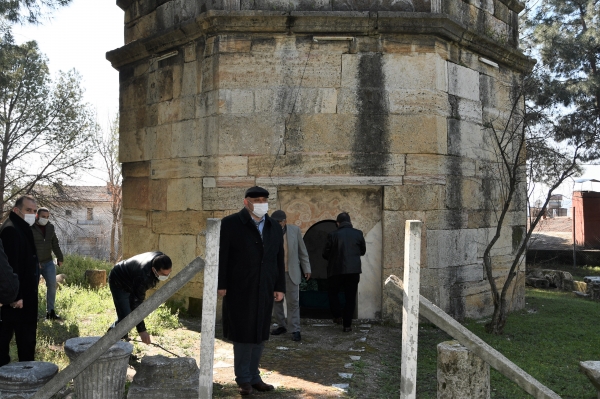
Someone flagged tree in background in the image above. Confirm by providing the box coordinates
[95,116,122,263]
[0,35,96,216]
[480,70,598,334]
[0,0,71,24]
[523,0,600,157]
[481,0,600,333]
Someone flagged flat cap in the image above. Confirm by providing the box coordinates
[270,210,286,221]
[245,186,269,198]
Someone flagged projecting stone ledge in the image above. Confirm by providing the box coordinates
[127,355,199,399]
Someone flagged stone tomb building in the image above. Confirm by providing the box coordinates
[108,0,532,321]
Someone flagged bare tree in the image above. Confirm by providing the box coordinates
[95,117,122,263]
[0,36,96,217]
[481,71,597,334]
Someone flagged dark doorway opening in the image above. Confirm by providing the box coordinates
[300,220,345,318]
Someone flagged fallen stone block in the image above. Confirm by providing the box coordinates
[0,361,58,399]
[526,277,550,289]
[579,361,600,398]
[65,337,133,399]
[127,355,199,399]
[437,341,490,399]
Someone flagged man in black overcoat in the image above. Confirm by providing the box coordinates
[0,195,40,366]
[322,212,366,332]
[218,186,285,396]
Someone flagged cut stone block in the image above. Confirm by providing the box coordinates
[128,355,199,399]
[437,340,490,399]
[65,337,133,399]
[0,361,58,399]
[579,361,600,398]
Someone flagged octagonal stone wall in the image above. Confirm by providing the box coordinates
[109,0,531,320]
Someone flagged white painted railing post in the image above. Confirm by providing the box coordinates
[198,218,220,398]
[401,220,422,399]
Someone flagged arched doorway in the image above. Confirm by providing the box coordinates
[300,220,341,318]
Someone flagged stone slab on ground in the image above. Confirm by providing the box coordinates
[127,355,199,399]
[580,361,600,393]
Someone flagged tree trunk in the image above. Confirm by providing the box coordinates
[485,295,508,335]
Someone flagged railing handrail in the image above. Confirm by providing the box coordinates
[385,274,561,399]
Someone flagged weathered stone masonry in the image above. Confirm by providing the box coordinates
[108,0,533,320]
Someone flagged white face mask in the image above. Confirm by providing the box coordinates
[24,214,36,226]
[37,218,49,226]
[251,203,269,218]
[153,268,170,281]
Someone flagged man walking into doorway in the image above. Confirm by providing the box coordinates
[32,207,64,321]
[270,210,311,342]
[322,212,366,332]
[218,186,285,395]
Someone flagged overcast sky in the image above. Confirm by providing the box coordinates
[11,0,123,185]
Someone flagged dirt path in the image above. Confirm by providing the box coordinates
[128,318,413,398]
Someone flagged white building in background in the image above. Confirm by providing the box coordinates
[49,186,116,260]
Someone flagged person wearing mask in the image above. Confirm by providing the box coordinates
[107,252,172,345]
[31,207,64,321]
[270,210,311,342]
[0,195,40,366]
[322,212,366,332]
[218,186,285,395]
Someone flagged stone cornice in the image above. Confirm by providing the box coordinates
[498,0,525,14]
[116,0,134,11]
[106,10,534,73]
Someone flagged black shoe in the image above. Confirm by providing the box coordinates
[271,326,287,335]
[46,310,62,321]
[292,331,301,341]
[238,382,253,395]
[343,327,352,332]
[252,381,274,392]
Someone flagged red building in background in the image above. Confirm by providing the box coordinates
[573,179,600,248]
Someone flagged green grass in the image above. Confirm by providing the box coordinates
[350,288,600,399]
[22,255,181,370]
[59,254,113,286]
[463,289,600,399]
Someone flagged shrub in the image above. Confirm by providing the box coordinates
[59,254,113,286]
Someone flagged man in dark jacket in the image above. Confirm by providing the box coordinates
[108,252,172,345]
[32,207,64,320]
[0,195,40,366]
[0,240,19,306]
[218,186,285,396]
[322,212,366,332]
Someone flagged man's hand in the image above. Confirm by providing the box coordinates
[274,292,284,301]
[11,299,23,309]
[139,331,151,344]
[218,289,227,297]
[58,261,63,267]
[304,273,311,281]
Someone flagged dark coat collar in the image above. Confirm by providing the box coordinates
[338,221,353,229]
[9,210,30,230]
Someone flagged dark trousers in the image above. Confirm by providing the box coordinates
[0,308,37,366]
[233,341,265,385]
[109,280,134,328]
[328,273,360,328]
